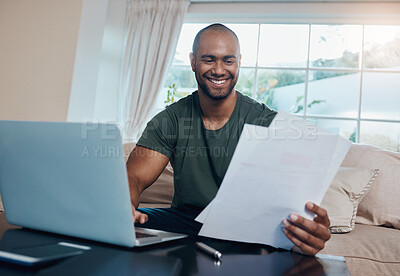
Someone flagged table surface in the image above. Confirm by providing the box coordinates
[0,212,348,276]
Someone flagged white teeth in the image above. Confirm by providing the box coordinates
[210,79,226,85]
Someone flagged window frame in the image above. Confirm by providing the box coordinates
[165,1,400,150]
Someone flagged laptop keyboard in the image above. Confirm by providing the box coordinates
[135,232,157,238]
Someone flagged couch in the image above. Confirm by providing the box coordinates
[124,143,400,276]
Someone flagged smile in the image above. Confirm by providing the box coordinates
[210,79,226,85]
[206,77,229,86]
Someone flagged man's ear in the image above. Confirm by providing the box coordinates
[239,53,242,68]
[189,52,195,72]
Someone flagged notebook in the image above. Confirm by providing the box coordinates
[0,120,187,247]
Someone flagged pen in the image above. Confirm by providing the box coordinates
[195,242,222,260]
[315,254,345,262]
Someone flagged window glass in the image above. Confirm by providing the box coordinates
[307,71,360,118]
[159,22,400,150]
[309,118,358,141]
[309,25,362,69]
[258,24,309,68]
[361,72,400,120]
[173,24,207,65]
[360,121,400,152]
[363,25,400,70]
[226,24,259,67]
[164,66,196,89]
[156,65,196,113]
[256,69,306,113]
[236,68,255,97]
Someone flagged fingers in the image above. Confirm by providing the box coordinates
[134,211,148,224]
[286,213,331,241]
[283,219,326,256]
[132,207,148,224]
[306,202,330,228]
[282,202,331,256]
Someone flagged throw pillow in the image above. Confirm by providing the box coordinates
[342,143,400,229]
[321,167,379,233]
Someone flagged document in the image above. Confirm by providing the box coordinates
[196,112,351,250]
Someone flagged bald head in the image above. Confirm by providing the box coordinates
[189,23,241,101]
[192,23,240,58]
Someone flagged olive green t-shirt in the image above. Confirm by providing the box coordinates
[137,91,276,210]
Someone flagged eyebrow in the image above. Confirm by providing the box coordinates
[200,55,237,59]
[223,55,237,60]
[200,55,215,59]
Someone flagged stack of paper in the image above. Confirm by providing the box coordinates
[196,112,351,250]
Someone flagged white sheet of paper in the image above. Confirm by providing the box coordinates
[197,112,351,249]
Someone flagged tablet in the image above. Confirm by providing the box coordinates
[0,242,90,266]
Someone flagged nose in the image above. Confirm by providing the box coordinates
[212,60,225,76]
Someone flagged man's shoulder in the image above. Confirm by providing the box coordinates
[145,92,196,132]
[238,91,276,114]
[164,91,195,116]
[237,91,277,127]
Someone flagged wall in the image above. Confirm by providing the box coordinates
[0,0,124,122]
[0,0,83,121]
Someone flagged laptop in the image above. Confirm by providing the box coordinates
[0,120,187,247]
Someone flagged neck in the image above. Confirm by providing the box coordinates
[198,89,237,130]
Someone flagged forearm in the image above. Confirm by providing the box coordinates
[127,173,142,209]
[125,145,170,209]
[127,168,150,224]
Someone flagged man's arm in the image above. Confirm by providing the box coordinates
[282,202,331,256]
[126,145,170,223]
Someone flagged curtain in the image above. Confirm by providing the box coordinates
[119,0,189,142]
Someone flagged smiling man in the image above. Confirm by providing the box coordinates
[192,24,240,101]
[126,23,331,256]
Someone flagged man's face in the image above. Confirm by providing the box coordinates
[190,30,241,100]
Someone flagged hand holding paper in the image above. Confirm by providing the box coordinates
[282,201,331,255]
[196,112,351,253]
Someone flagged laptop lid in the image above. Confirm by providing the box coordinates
[0,121,137,247]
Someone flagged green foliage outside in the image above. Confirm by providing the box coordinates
[164,66,197,89]
[290,96,326,114]
[312,50,358,80]
[311,37,400,80]
[236,69,254,97]
[164,84,177,107]
[163,32,400,149]
[165,35,400,113]
[255,70,308,112]
[349,128,357,143]
[258,70,305,89]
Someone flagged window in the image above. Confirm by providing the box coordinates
[158,23,400,152]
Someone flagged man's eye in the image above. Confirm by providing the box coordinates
[204,59,214,63]
[225,59,234,64]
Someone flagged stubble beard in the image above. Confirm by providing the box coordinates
[195,72,238,101]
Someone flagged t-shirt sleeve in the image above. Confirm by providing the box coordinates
[254,108,277,127]
[136,109,177,159]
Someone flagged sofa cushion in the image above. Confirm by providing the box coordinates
[320,224,400,275]
[341,143,400,229]
[139,162,174,207]
[344,258,400,276]
[123,142,136,162]
[321,167,379,233]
